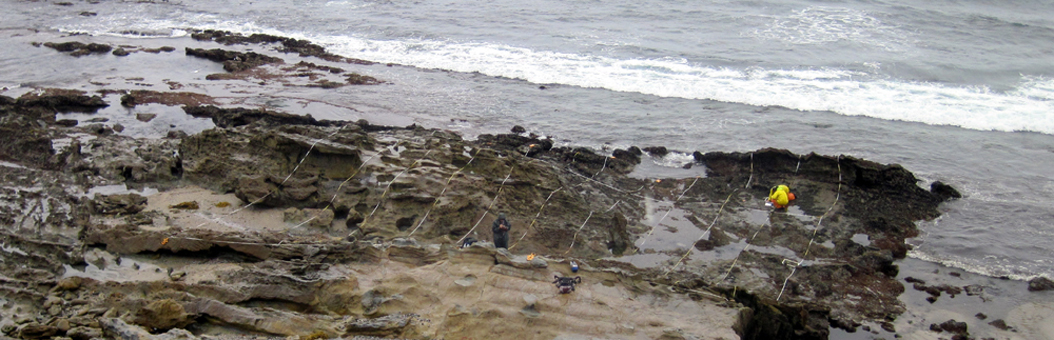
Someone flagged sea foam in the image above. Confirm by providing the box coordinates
[321,34,1054,134]
[55,17,1054,135]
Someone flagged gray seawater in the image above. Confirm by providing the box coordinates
[2,0,1054,283]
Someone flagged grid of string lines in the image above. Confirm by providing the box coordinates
[166,130,839,303]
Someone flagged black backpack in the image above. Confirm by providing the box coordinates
[553,275,582,294]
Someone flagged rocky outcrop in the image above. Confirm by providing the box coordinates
[178,122,368,205]
[83,223,363,262]
[0,78,961,339]
[119,90,217,107]
[41,41,113,57]
[0,91,108,168]
[1028,276,1054,291]
[184,47,283,72]
[182,105,339,128]
[190,29,373,64]
[134,299,194,331]
[91,193,147,215]
[929,319,970,339]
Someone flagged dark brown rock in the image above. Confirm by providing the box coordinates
[988,319,1010,330]
[1028,277,1054,291]
[66,326,103,340]
[930,181,962,200]
[16,323,58,339]
[346,73,381,85]
[184,47,283,72]
[43,41,112,56]
[14,92,108,112]
[190,29,372,64]
[135,113,156,122]
[169,201,199,210]
[933,319,968,335]
[642,146,669,156]
[182,105,335,128]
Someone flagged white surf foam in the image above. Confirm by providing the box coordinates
[321,35,1054,134]
[56,13,194,39]
[54,17,1054,135]
[907,248,1046,281]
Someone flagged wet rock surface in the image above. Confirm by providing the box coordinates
[184,47,284,73]
[190,29,373,64]
[41,41,113,57]
[1027,276,1054,291]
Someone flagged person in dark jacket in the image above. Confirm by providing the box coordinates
[492,213,511,249]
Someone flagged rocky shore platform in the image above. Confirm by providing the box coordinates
[2,29,1045,340]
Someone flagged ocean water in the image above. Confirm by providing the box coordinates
[2,0,1054,284]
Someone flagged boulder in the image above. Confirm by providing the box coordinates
[642,146,669,157]
[930,319,968,336]
[16,323,58,339]
[134,299,194,331]
[66,326,103,340]
[1029,277,1054,291]
[930,181,962,200]
[989,319,1010,330]
[92,193,148,215]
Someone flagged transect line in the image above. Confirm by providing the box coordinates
[174,153,379,245]
[593,156,611,178]
[193,128,345,229]
[745,152,754,189]
[361,149,435,228]
[563,211,594,254]
[562,163,652,201]
[776,259,802,301]
[720,228,764,281]
[663,190,736,276]
[777,156,842,301]
[289,154,378,229]
[806,156,842,252]
[633,177,700,252]
[186,140,546,246]
[509,187,563,250]
[456,165,515,245]
[163,133,659,251]
[408,148,483,236]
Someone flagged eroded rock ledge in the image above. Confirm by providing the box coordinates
[0,92,957,340]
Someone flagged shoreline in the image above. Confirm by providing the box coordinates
[2,28,1054,338]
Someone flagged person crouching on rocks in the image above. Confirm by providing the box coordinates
[769,185,796,209]
[492,213,511,249]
